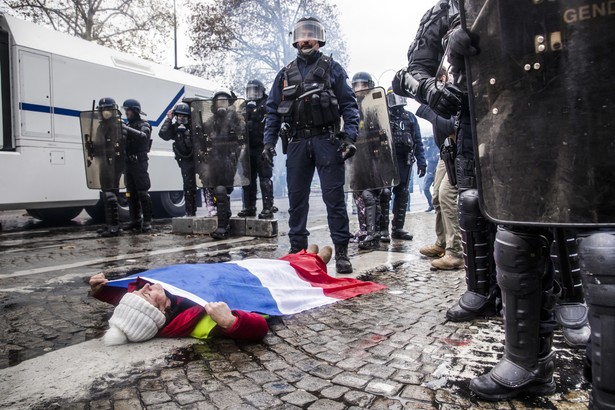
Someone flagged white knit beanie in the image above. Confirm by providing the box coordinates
[104,292,166,346]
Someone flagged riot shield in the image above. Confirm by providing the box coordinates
[464,0,615,226]
[344,87,399,192]
[191,98,250,188]
[79,110,125,190]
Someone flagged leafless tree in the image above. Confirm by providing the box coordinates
[187,0,349,92]
[5,0,174,62]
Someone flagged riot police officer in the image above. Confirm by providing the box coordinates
[393,0,497,323]
[121,99,153,233]
[380,88,426,242]
[263,17,359,273]
[238,79,276,219]
[94,97,124,237]
[159,102,197,217]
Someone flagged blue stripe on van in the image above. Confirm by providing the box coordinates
[19,86,186,127]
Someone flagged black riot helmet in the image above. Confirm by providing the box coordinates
[386,87,407,108]
[174,103,191,116]
[211,88,237,115]
[351,72,375,92]
[122,98,147,116]
[245,79,265,101]
[291,17,326,48]
[97,97,117,111]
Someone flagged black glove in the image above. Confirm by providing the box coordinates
[261,143,276,166]
[447,28,478,73]
[418,165,427,178]
[392,68,413,97]
[337,134,356,161]
[422,78,462,119]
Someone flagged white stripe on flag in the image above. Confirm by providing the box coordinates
[231,259,339,315]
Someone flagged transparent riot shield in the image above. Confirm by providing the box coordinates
[79,110,125,190]
[191,98,250,188]
[464,0,615,226]
[344,87,398,192]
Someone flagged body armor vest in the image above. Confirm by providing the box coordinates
[125,118,152,155]
[245,97,267,151]
[389,109,416,154]
[276,54,340,131]
[172,125,193,159]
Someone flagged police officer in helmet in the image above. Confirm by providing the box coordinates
[159,102,197,216]
[121,98,153,233]
[239,79,276,219]
[382,87,426,242]
[95,97,124,237]
[263,16,360,273]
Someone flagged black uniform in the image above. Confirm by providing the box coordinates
[123,116,153,232]
[239,95,275,219]
[397,0,498,322]
[159,118,197,216]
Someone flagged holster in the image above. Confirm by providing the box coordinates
[440,136,457,186]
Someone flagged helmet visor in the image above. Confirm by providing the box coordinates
[386,92,407,107]
[246,84,264,101]
[352,81,371,93]
[291,20,326,45]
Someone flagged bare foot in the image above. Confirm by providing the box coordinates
[318,246,333,264]
[306,244,319,254]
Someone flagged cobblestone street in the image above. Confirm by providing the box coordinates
[0,197,590,409]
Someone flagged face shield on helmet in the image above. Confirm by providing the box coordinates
[386,90,407,108]
[291,19,326,48]
[245,82,264,101]
[101,109,114,120]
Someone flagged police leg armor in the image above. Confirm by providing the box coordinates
[446,189,497,322]
[578,232,615,410]
[138,191,153,233]
[211,186,231,240]
[391,187,413,240]
[258,178,275,220]
[379,188,391,242]
[551,228,590,348]
[470,227,557,401]
[125,191,142,231]
[359,190,379,250]
[100,191,122,237]
[238,186,257,217]
[184,190,197,217]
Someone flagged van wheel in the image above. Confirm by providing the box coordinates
[26,207,84,223]
[151,191,186,218]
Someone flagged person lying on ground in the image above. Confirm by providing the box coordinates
[89,244,384,346]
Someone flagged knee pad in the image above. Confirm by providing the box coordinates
[103,191,118,203]
[214,186,227,196]
[361,190,376,207]
[458,189,487,231]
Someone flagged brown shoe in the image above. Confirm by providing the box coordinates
[318,246,333,264]
[420,244,446,258]
[306,244,319,254]
[431,254,464,270]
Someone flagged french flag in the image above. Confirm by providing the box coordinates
[106,252,386,315]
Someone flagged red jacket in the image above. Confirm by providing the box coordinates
[94,277,268,342]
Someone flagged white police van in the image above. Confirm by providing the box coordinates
[0,14,216,222]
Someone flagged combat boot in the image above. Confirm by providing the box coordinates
[139,191,153,233]
[391,189,413,240]
[420,243,445,258]
[238,185,256,217]
[258,179,275,219]
[100,192,122,237]
[431,253,463,270]
[335,243,353,274]
[358,191,379,250]
[211,187,231,240]
[289,237,308,254]
[124,192,142,231]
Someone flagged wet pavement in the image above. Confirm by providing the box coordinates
[0,195,590,409]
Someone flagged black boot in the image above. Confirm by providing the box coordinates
[289,237,308,254]
[139,191,153,233]
[100,192,122,237]
[470,228,556,401]
[238,186,256,217]
[335,243,353,274]
[447,190,497,322]
[124,192,142,231]
[184,190,197,217]
[379,188,391,242]
[359,190,378,250]
[391,189,412,240]
[211,187,231,240]
[258,178,275,219]
[578,232,615,410]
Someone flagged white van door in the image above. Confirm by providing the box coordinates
[19,50,52,139]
